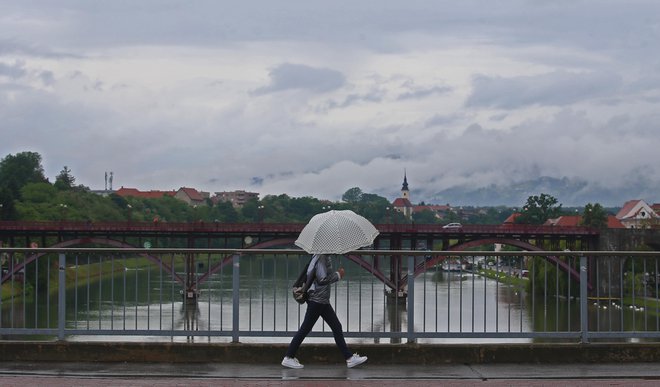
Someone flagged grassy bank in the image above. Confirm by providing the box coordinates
[2,256,186,303]
[620,296,660,318]
[476,268,528,288]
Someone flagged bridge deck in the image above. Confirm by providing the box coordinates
[0,220,598,236]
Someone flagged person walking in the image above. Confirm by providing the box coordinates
[281,254,368,369]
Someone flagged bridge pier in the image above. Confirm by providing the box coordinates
[182,253,201,304]
[181,289,200,303]
[385,289,407,303]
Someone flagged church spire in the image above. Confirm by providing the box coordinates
[401,170,409,200]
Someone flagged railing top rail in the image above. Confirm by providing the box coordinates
[0,220,599,235]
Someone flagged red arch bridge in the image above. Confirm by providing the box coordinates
[1,221,600,298]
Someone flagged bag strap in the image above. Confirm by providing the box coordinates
[293,262,310,288]
[303,260,317,291]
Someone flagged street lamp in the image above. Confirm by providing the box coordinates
[258,205,265,223]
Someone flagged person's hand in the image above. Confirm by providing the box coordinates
[338,267,345,279]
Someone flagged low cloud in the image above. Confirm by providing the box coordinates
[466,71,623,109]
[0,60,26,79]
[2,2,660,207]
[253,63,345,95]
[322,90,385,110]
[397,85,451,100]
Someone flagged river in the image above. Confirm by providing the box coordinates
[1,259,655,343]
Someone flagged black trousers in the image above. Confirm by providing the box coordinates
[285,300,352,360]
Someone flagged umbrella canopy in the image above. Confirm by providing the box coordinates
[295,210,380,254]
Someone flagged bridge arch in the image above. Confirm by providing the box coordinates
[404,237,586,291]
[195,238,299,284]
[194,237,398,290]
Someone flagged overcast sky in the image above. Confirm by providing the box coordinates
[2,1,659,206]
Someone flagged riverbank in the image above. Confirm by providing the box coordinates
[476,268,527,287]
[1,256,185,302]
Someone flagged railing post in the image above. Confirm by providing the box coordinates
[579,254,588,344]
[407,255,416,343]
[232,253,240,343]
[58,253,66,341]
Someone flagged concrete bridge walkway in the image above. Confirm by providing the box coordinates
[1,361,660,386]
[2,342,660,386]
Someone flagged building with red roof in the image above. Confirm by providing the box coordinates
[545,215,581,227]
[615,199,658,229]
[115,187,176,199]
[174,187,209,206]
[412,204,451,220]
[606,215,625,229]
[652,203,660,217]
[503,212,521,225]
[544,214,624,229]
[213,190,259,208]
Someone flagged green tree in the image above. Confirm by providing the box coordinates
[109,193,129,209]
[355,193,392,223]
[241,198,260,222]
[260,195,289,222]
[529,256,579,297]
[14,183,59,220]
[285,196,323,222]
[341,187,363,204]
[20,182,57,204]
[211,201,239,222]
[582,203,608,228]
[0,187,17,220]
[412,209,438,224]
[516,193,562,225]
[468,206,509,225]
[443,209,462,224]
[0,151,48,199]
[54,166,75,190]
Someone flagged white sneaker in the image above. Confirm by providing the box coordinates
[346,353,367,368]
[281,356,304,369]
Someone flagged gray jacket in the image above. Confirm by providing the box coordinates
[306,254,340,304]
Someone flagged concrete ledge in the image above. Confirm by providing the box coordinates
[3,342,660,364]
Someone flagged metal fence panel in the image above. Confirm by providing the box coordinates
[2,248,660,343]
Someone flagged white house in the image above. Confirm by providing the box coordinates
[615,199,658,229]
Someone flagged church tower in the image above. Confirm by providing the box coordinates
[401,170,410,201]
[391,170,413,220]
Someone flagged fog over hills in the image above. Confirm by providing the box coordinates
[422,176,657,208]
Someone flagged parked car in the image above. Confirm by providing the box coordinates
[442,222,462,229]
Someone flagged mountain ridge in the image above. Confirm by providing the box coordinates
[422,176,658,207]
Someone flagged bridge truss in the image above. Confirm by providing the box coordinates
[1,221,599,296]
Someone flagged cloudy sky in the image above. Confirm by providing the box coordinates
[2,1,659,206]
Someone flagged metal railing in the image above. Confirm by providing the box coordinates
[2,248,660,344]
[0,219,598,235]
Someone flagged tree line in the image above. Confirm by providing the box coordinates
[0,151,609,227]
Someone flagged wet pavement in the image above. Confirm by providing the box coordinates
[1,361,660,386]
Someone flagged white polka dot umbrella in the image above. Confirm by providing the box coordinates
[295,210,380,254]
